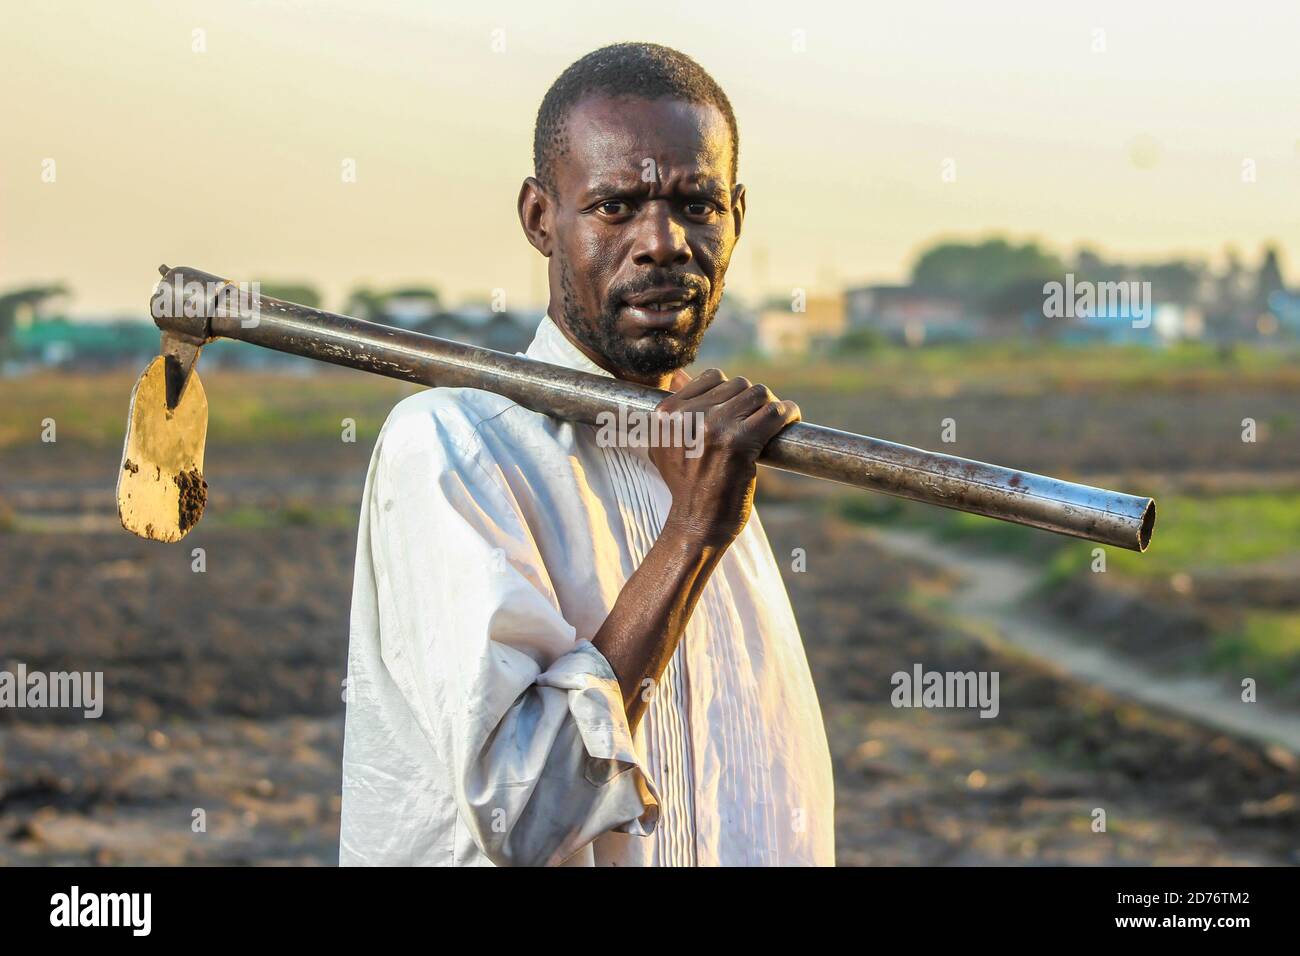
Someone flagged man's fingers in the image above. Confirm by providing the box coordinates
[667,368,693,392]
[670,367,726,400]
[718,382,776,419]
[744,399,802,439]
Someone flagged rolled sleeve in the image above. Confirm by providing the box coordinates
[537,641,659,830]
[368,404,658,866]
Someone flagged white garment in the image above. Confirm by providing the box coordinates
[340,313,835,866]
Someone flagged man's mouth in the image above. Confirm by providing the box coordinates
[619,288,698,329]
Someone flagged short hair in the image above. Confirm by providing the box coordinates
[533,42,739,192]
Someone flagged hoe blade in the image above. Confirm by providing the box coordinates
[117,356,209,542]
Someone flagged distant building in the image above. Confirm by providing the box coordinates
[382,293,439,329]
[1051,303,1205,346]
[11,316,157,368]
[1154,304,1205,342]
[416,306,538,354]
[420,312,473,344]
[844,285,970,346]
[755,296,845,356]
[697,296,757,361]
[1264,289,1300,339]
[483,309,543,354]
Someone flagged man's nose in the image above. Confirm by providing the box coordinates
[631,201,692,268]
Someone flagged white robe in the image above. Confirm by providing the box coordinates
[340,313,835,866]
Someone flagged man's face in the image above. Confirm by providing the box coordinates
[520,94,745,385]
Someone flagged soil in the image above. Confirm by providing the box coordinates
[1,465,1297,864]
[765,508,1300,865]
[173,468,208,533]
[1041,566,1300,706]
[6,365,1297,864]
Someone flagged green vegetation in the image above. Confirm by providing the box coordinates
[911,237,1064,303]
[836,494,1057,559]
[739,340,1300,397]
[1211,613,1300,687]
[1043,492,1300,581]
[1047,492,1300,696]
[201,371,420,445]
[831,327,886,356]
[0,368,420,448]
[839,488,1300,695]
[3,342,1296,449]
[839,488,1300,583]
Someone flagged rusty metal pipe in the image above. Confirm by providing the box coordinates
[151,265,1156,552]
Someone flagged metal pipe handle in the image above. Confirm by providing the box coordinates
[151,265,1155,551]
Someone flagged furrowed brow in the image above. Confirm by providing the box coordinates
[685,181,729,204]
[581,180,646,203]
[580,176,727,205]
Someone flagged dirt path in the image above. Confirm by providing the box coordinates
[867,526,1300,755]
[760,504,1300,865]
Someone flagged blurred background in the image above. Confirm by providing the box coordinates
[1,0,1297,864]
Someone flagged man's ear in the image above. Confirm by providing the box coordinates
[518,177,553,257]
[730,183,746,242]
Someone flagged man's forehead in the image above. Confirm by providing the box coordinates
[558,94,733,185]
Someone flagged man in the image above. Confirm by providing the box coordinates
[340,42,834,866]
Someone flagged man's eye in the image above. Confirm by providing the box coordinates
[685,201,716,217]
[598,200,630,216]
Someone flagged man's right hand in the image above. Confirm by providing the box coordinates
[649,368,801,550]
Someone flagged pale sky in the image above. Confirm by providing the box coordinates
[2,0,1296,316]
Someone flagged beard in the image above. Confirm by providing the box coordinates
[559,260,717,377]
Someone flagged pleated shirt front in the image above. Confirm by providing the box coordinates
[340,313,835,866]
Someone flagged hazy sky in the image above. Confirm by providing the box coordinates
[2,0,1296,316]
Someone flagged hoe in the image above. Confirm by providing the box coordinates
[118,265,1156,551]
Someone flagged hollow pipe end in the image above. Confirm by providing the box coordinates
[1137,499,1156,552]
